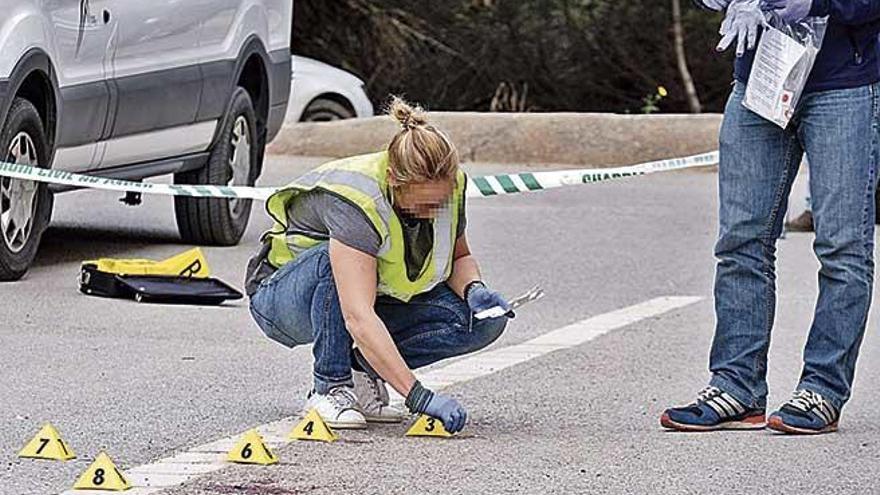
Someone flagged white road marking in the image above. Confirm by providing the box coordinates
[58,296,701,494]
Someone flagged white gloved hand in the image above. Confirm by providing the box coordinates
[717,0,770,57]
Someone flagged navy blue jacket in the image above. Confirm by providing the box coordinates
[699,1,880,93]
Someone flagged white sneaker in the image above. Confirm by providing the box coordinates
[304,386,367,429]
[352,370,406,423]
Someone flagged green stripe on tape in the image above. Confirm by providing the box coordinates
[217,186,239,197]
[472,177,496,196]
[169,185,190,195]
[495,175,520,194]
[519,173,543,191]
[193,186,213,196]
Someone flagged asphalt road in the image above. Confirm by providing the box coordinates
[3,156,879,495]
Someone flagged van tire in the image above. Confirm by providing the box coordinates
[0,97,53,281]
[174,88,258,246]
[301,97,355,122]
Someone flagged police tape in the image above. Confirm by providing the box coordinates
[0,160,274,201]
[469,151,718,197]
[0,151,718,201]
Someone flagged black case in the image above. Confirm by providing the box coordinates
[79,264,243,305]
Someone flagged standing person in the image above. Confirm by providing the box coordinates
[662,0,880,434]
[245,97,510,433]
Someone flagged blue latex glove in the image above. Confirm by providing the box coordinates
[760,0,812,24]
[718,0,770,57]
[466,282,511,315]
[406,381,468,433]
[422,393,468,433]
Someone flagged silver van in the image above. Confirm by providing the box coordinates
[0,0,292,280]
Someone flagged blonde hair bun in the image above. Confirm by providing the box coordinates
[389,96,429,131]
[386,95,459,184]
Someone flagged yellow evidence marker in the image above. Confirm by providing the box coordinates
[226,429,278,465]
[18,423,76,461]
[288,409,338,443]
[405,415,454,438]
[72,452,131,491]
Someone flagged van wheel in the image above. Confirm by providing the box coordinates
[174,88,258,246]
[301,97,355,122]
[0,98,52,281]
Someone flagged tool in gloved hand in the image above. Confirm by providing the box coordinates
[79,248,243,305]
[465,280,510,316]
[473,285,545,321]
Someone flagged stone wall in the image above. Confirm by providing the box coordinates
[268,112,723,168]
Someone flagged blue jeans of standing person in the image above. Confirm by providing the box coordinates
[710,81,880,412]
[248,243,508,394]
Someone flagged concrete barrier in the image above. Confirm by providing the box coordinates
[268,112,722,168]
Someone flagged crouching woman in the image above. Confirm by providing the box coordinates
[245,98,510,433]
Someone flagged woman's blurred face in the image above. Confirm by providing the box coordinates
[392,179,455,219]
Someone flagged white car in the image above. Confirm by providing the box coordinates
[286,56,374,123]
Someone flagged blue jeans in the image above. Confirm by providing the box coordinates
[248,244,508,394]
[710,82,880,411]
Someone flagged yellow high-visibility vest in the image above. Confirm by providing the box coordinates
[263,152,465,302]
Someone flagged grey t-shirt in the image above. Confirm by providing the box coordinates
[287,190,383,256]
[289,188,467,269]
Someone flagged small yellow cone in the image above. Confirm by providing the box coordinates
[405,415,453,438]
[72,452,131,491]
[288,409,338,443]
[18,423,76,461]
[226,429,278,465]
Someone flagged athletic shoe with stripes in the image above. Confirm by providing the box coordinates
[660,386,766,431]
[768,389,839,435]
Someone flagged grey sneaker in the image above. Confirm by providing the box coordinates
[304,386,367,429]
[352,370,406,423]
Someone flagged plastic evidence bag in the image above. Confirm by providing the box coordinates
[743,15,828,128]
